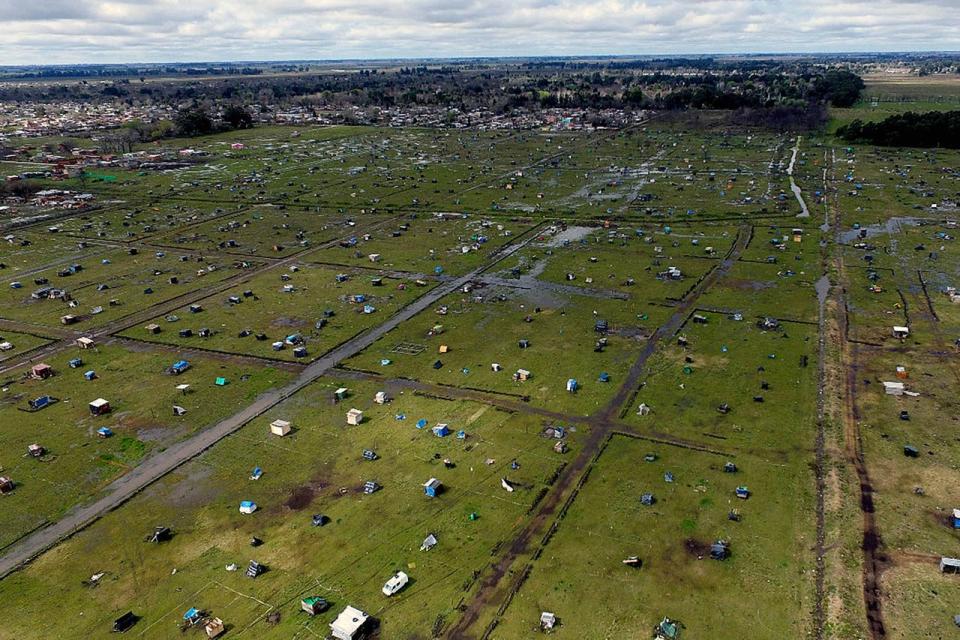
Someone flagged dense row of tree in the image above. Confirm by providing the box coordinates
[837,110,960,148]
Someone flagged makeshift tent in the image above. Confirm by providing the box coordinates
[89,398,110,415]
[540,612,556,630]
[301,597,328,616]
[169,360,190,374]
[423,478,442,497]
[270,419,291,436]
[31,363,53,379]
[112,612,138,633]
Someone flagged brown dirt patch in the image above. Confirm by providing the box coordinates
[683,537,711,558]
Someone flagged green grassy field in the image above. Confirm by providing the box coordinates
[0,375,580,639]
[1,94,959,638]
[493,433,814,639]
[0,344,293,550]
[120,261,437,362]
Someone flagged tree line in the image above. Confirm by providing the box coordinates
[837,110,960,148]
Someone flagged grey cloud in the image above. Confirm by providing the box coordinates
[0,0,956,64]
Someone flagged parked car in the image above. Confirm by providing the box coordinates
[382,571,409,596]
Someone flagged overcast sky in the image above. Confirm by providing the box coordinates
[1,0,957,65]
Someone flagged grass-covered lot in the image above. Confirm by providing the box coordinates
[0,245,253,330]
[309,214,536,277]
[2,81,960,639]
[0,329,52,362]
[344,284,653,416]
[120,261,437,362]
[493,434,814,639]
[0,376,580,639]
[0,344,293,550]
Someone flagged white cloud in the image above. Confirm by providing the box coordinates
[0,0,955,64]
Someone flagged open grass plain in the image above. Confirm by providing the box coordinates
[1,75,959,639]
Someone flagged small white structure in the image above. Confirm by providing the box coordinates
[239,501,257,514]
[0,341,13,351]
[491,363,502,372]
[883,381,905,396]
[374,391,388,405]
[270,419,291,437]
[516,368,531,381]
[637,403,651,416]
[346,408,364,425]
[893,325,910,339]
[368,253,381,263]
[501,477,515,493]
[540,611,557,630]
[330,606,370,640]
[76,336,95,349]
[940,557,960,574]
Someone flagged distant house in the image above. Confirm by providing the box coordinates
[0,476,14,495]
[346,408,364,425]
[893,325,910,339]
[239,500,257,515]
[76,336,95,349]
[432,424,450,437]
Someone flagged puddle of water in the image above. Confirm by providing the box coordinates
[838,217,921,244]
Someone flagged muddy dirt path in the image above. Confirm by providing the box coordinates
[832,176,887,640]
